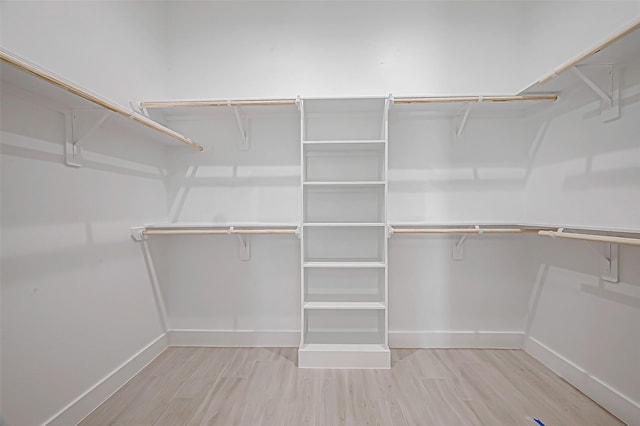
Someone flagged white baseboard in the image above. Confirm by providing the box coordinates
[44,333,168,426]
[525,337,640,426]
[389,331,524,348]
[168,329,524,349]
[168,329,300,347]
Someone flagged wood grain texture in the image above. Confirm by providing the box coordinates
[79,348,623,425]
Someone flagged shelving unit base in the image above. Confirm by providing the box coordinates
[298,344,390,369]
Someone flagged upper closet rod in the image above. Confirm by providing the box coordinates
[393,95,557,104]
[539,230,640,246]
[0,48,204,152]
[539,18,640,84]
[143,228,297,236]
[141,99,297,108]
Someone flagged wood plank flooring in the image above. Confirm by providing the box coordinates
[80,348,623,425]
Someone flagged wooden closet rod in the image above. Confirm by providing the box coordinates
[393,95,557,104]
[143,228,297,236]
[141,99,297,108]
[392,228,546,234]
[0,48,204,152]
[538,230,640,246]
[539,18,640,84]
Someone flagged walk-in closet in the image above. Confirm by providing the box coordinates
[1,1,639,425]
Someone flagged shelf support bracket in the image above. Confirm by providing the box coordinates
[571,65,619,122]
[452,234,467,260]
[456,102,473,137]
[584,241,619,283]
[65,108,111,167]
[236,235,251,261]
[130,227,146,242]
[230,103,250,150]
[454,97,482,139]
[552,228,619,282]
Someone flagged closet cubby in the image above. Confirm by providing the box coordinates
[304,309,386,345]
[303,184,385,223]
[303,142,385,182]
[302,98,387,141]
[304,267,385,304]
[303,226,386,263]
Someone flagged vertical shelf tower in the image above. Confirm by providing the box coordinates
[298,97,391,368]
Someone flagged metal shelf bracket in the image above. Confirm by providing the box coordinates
[230,102,250,150]
[237,235,251,261]
[572,65,620,122]
[65,108,111,167]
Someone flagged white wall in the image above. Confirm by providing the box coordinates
[388,113,535,224]
[0,82,169,425]
[156,110,301,338]
[523,237,640,426]
[389,236,531,347]
[0,0,169,106]
[165,1,528,98]
[521,1,640,91]
[524,57,640,229]
[521,57,640,424]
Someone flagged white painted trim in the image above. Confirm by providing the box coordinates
[524,337,640,426]
[168,329,300,347]
[44,333,168,426]
[389,331,525,348]
[167,329,525,349]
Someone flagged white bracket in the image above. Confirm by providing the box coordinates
[452,235,467,260]
[295,225,302,239]
[571,65,620,122]
[456,102,473,137]
[584,241,619,283]
[454,96,482,139]
[237,235,251,261]
[230,102,250,150]
[130,227,146,242]
[386,225,394,239]
[65,108,111,167]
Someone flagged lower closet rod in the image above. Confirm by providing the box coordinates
[392,228,545,234]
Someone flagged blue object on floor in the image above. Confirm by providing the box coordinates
[533,419,545,426]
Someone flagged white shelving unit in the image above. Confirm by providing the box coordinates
[299,97,391,369]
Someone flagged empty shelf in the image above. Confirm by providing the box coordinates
[304,302,386,310]
[303,262,386,268]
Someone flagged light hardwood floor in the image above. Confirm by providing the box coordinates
[80,348,623,425]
